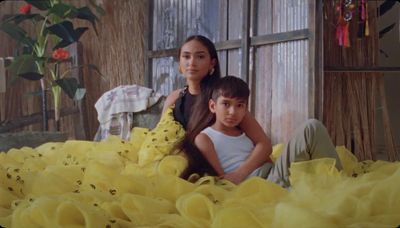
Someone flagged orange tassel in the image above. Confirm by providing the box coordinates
[344,23,350,47]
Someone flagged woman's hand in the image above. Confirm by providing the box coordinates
[162,89,182,113]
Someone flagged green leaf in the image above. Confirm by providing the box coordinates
[55,78,86,100]
[48,3,74,18]
[7,55,44,81]
[46,21,88,49]
[89,0,106,16]
[75,7,99,34]
[0,22,34,46]
[2,14,45,25]
[19,72,44,80]
[86,64,104,78]
[25,0,52,11]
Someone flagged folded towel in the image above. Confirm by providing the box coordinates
[94,85,163,140]
[95,85,163,124]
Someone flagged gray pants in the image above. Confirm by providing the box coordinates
[260,119,342,188]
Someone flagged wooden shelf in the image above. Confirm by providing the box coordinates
[324,67,400,73]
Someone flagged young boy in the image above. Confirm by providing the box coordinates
[194,76,342,187]
[194,76,272,182]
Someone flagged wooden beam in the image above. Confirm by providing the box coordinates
[144,0,153,88]
[241,0,251,83]
[67,42,89,140]
[308,0,324,120]
[324,66,400,72]
[315,0,324,120]
[0,107,79,133]
[214,39,241,50]
[146,29,310,59]
[148,39,243,59]
[250,29,309,46]
[147,29,310,59]
[147,48,178,59]
[249,0,258,115]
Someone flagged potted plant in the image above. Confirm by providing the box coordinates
[0,0,104,131]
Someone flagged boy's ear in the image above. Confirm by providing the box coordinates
[209,99,216,113]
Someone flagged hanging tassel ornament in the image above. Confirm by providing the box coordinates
[357,0,365,38]
[335,0,345,46]
[358,0,369,38]
[336,0,354,47]
[343,23,350,47]
[364,0,369,36]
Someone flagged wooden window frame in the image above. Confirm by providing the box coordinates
[145,0,321,117]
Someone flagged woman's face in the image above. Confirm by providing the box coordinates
[179,40,216,82]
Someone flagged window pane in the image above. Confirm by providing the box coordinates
[253,40,309,144]
[227,49,242,78]
[228,0,243,39]
[151,57,184,96]
[256,0,308,35]
[152,0,221,50]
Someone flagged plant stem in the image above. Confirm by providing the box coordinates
[52,85,62,131]
[52,63,61,131]
[40,79,48,131]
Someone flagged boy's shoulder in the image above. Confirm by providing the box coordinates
[195,131,211,142]
[194,132,216,152]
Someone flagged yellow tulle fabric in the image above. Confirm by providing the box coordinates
[137,107,185,166]
[1,109,400,227]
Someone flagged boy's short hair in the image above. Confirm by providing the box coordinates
[211,76,250,102]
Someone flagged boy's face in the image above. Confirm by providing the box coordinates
[209,96,247,128]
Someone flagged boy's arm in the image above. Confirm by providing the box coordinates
[194,133,225,176]
[232,111,272,180]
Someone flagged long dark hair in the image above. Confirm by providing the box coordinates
[178,35,221,178]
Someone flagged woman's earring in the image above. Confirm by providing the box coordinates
[209,68,215,75]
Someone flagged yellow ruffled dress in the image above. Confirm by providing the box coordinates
[0,108,399,228]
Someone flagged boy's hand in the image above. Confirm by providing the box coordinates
[222,170,247,185]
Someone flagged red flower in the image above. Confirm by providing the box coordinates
[19,4,32,14]
[52,48,70,61]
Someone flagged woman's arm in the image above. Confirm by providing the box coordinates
[225,111,272,183]
[194,133,225,176]
[162,89,182,114]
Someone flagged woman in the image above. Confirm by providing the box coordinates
[162,35,272,183]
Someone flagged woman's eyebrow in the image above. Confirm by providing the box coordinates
[182,51,207,54]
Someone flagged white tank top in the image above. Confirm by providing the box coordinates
[201,127,263,176]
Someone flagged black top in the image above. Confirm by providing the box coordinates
[173,87,197,129]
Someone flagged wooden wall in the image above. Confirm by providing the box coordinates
[74,0,147,138]
[252,0,311,144]
[323,1,398,161]
[0,2,42,132]
[0,0,147,139]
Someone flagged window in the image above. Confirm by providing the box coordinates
[147,0,252,95]
[146,0,317,143]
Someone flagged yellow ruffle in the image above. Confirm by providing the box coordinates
[1,110,400,227]
[137,107,185,166]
